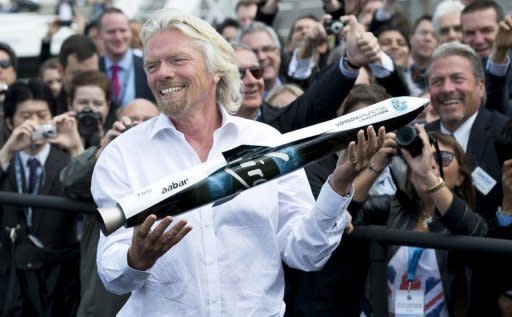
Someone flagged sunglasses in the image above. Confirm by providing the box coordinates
[239,66,263,80]
[0,60,11,69]
[435,150,455,167]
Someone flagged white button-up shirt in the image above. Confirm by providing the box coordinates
[91,107,351,317]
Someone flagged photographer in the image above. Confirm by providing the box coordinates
[0,79,80,316]
[67,70,119,149]
[59,98,159,317]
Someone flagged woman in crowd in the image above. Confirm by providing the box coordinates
[352,127,488,316]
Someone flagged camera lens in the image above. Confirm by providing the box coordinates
[77,108,100,137]
[396,125,423,157]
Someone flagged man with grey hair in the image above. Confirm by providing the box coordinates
[432,0,465,44]
[91,10,381,316]
[237,21,284,94]
[425,41,507,221]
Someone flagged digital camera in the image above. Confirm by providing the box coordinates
[76,107,102,138]
[396,124,424,157]
[32,124,57,141]
[323,20,345,35]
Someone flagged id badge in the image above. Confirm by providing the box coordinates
[472,166,496,195]
[395,289,424,316]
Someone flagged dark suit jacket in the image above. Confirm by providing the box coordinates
[0,146,80,315]
[259,62,357,133]
[425,107,508,221]
[0,146,78,267]
[99,53,155,103]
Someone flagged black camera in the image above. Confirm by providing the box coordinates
[323,20,344,35]
[396,124,424,157]
[76,107,101,138]
[494,119,512,166]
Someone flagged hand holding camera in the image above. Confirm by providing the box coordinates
[49,112,84,157]
[399,124,438,181]
[96,116,139,160]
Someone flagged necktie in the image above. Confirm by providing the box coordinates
[27,158,40,194]
[111,64,121,102]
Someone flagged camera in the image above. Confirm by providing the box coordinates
[76,107,101,138]
[396,124,424,157]
[32,124,57,141]
[494,119,512,166]
[323,20,345,35]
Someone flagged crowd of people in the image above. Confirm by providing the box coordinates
[0,0,511,316]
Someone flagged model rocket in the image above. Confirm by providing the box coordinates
[98,97,428,235]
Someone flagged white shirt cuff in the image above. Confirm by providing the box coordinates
[486,55,510,77]
[370,52,394,78]
[288,48,315,79]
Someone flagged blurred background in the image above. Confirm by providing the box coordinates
[1,0,511,78]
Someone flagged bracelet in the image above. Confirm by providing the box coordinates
[368,161,383,174]
[343,56,361,70]
[426,177,445,193]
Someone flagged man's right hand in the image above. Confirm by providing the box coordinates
[0,120,38,165]
[96,116,140,160]
[127,214,192,271]
[345,15,381,67]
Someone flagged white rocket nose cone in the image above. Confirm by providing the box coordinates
[97,206,126,235]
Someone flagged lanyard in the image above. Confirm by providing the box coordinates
[407,246,424,283]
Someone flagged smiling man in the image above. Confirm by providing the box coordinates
[461,0,503,58]
[98,7,153,107]
[425,42,507,221]
[91,10,381,316]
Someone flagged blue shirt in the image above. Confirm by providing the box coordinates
[104,49,136,107]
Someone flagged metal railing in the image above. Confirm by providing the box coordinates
[350,226,512,317]
[2,192,512,317]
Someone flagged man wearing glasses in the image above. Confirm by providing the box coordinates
[233,16,404,135]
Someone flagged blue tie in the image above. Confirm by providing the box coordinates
[27,158,40,194]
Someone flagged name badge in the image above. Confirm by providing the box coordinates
[395,289,424,316]
[472,166,497,196]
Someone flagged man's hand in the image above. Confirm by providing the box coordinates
[96,116,140,160]
[491,15,512,64]
[330,125,385,195]
[0,120,38,165]
[297,21,328,59]
[345,15,381,67]
[127,214,192,271]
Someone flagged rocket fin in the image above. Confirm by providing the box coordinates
[222,144,270,162]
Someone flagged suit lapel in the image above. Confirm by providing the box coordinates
[31,147,69,233]
[466,109,491,166]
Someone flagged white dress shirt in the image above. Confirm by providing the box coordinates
[91,107,352,317]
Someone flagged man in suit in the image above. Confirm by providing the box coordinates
[56,34,100,115]
[233,16,409,134]
[98,7,154,107]
[425,41,507,222]
[0,79,83,316]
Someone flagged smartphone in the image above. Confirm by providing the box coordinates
[32,124,57,141]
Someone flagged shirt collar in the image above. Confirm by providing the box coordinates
[104,49,133,70]
[440,111,479,152]
[19,143,51,168]
[150,104,238,139]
